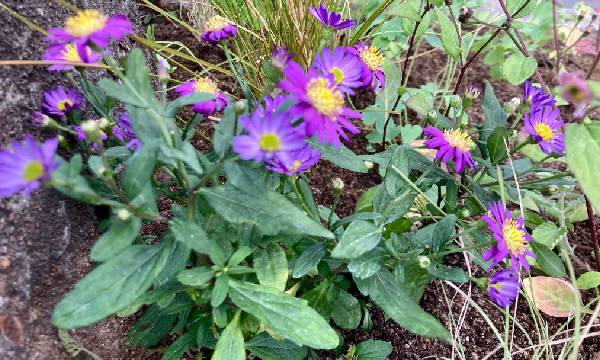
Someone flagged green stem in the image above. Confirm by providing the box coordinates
[350,0,396,44]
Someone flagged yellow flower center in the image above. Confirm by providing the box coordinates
[502,220,527,254]
[194,78,218,95]
[359,46,384,71]
[23,161,45,181]
[205,16,230,32]
[306,78,344,117]
[489,283,503,291]
[57,99,74,111]
[259,133,281,152]
[62,43,82,62]
[534,123,554,142]
[442,129,474,152]
[291,160,303,171]
[65,10,108,37]
[331,67,345,84]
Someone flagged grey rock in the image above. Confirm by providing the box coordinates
[0,1,145,358]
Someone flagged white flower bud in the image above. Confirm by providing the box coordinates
[417,255,431,269]
[117,208,131,221]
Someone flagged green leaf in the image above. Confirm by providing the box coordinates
[348,248,385,279]
[507,0,538,18]
[480,81,508,147]
[90,215,142,262]
[52,242,172,328]
[331,290,361,329]
[502,53,538,85]
[355,270,450,341]
[487,127,508,164]
[176,266,214,287]
[308,140,368,173]
[213,312,245,360]
[331,220,382,259]
[406,93,432,116]
[292,243,325,278]
[228,246,253,266]
[51,155,106,205]
[435,9,460,59]
[428,264,468,283]
[246,333,307,360]
[385,146,409,195]
[531,242,566,278]
[201,186,333,238]
[576,271,600,290]
[254,243,289,291]
[123,143,158,200]
[400,124,423,144]
[212,274,230,307]
[532,222,564,250]
[98,79,145,107]
[356,339,393,360]
[228,280,338,349]
[169,214,210,253]
[566,122,600,212]
[165,92,214,118]
[162,331,196,360]
[160,142,203,176]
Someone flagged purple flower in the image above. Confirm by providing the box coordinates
[523,106,564,155]
[271,47,293,71]
[309,4,356,30]
[423,127,476,173]
[232,110,306,163]
[487,269,521,307]
[42,86,83,116]
[482,201,534,276]
[522,81,555,108]
[174,78,229,115]
[313,47,367,95]
[0,136,59,197]
[254,95,292,117]
[112,113,141,151]
[201,16,237,44]
[348,42,385,90]
[47,10,132,60]
[42,42,102,71]
[266,145,321,175]
[279,60,360,147]
[559,71,591,118]
[30,111,53,128]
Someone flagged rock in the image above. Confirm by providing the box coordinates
[0,1,145,358]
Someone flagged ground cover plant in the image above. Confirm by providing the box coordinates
[2,0,600,358]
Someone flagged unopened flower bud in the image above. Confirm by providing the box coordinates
[364,161,374,170]
[81,119,104,143]
[156,55,171,84]
[426,110,438,124]
[465,85,480,101]
[417,255,431,269]
[459,207,471,219]
[503,97,521,114]
[234,99,247,114]
[117,208,131,221]
[97,117,110,129]
[30,111,54,128]
[57,134,68,149]
[332,177,344,195]
[449,95,462,108]
[271,47,293,72]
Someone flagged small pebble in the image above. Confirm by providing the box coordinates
[0,256,11,270]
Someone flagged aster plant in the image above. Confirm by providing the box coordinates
[4,1,600,359]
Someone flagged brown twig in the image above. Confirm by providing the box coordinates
[584,197,600,271]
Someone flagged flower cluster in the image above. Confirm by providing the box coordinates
[521,81,565,156]
[45,9,133,69]
[482,201,534,307]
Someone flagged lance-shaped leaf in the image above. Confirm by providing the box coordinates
[331,220,382,259]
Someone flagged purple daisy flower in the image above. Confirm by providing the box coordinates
[313,47,367,95]
[423,127,476,173]
[559,71,591,118]
[232,110,306,163]
[174,77,229,115]
[522,81,555,108]
[42,86,83,116]
[266,145,321,176]
[42,42,102,71]
[279,60,360,147]
[47,10,132,60]
[482,201,534,276]
[271,47,293,72]
[201,16,237,44]
[112,113,141,151]
[487,269,521,308]
[309,4,356,30]
[0,136,59,197]
[254,95,292,117]
[348,42,386,90]
[523,106,565,155]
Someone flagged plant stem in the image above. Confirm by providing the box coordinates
[552,0,560,80]
[585,197,600,271]
[350,0,396,44]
